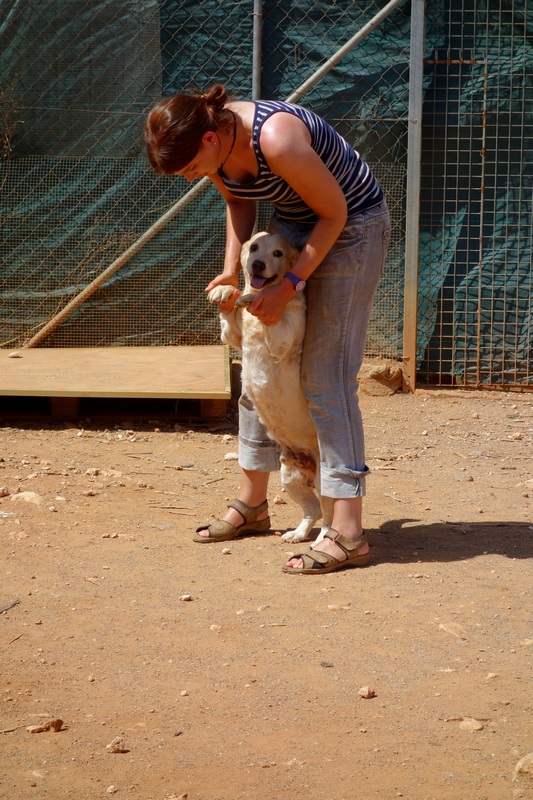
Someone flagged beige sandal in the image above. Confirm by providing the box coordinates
[193,499,270,543]
[282,529,370,574]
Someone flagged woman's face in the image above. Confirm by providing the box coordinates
[176,131,220,182]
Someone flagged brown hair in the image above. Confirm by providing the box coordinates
[145,84,229,174]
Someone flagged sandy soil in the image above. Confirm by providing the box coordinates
[1,385,532,800]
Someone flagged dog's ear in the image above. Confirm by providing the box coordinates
[240,239,250,268]
[288,242,300,268]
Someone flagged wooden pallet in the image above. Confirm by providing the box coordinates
[0,345,231,419]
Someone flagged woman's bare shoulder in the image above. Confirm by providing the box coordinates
[260,111,311,158]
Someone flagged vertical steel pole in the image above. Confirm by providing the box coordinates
[402,0,425,392]
[252,0,263,100]
[251,0,263,235]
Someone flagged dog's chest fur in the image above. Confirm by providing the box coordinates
[239,295,316,452]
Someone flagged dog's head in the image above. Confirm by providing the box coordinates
[240,232,299,293]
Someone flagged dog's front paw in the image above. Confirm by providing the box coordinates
[235,293,254,308]
[208,285,237,305]
[281,528,309,544]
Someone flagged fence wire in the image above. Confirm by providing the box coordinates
[1,1,531,390]
[419,0,532,388]
[0,0,409,360]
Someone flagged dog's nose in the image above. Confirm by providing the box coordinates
[252,260,265,273]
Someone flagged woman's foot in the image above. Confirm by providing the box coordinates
[282,529,370,574]
[284,527,369,570]
[284,496,368,570]
[194,498,270,542]
[194,468,271,541]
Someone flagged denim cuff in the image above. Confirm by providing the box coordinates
[238,434,280,472]
[320,465,370,498]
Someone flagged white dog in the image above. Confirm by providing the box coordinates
[208,231,333,543]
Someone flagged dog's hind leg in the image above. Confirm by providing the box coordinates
[310,462,334,545]
[314,495,334,544]
[279,458,322,543]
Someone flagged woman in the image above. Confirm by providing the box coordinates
[145,84,390,574]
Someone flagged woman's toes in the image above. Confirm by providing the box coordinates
[285,557,303,570]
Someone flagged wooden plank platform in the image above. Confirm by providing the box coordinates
[0,345,231,419]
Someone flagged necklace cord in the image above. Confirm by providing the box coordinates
[218,110,237,174]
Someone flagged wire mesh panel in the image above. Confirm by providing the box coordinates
[0,0,247,349]
[258,1,412,358]
[0,0,410,361]
[418,0,532,388]
[3,1,530,388]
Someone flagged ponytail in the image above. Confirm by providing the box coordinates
[145,84,231,174]
[200,83,227,113]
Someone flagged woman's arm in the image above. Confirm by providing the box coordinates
[222,196,257,283]
[262,112,348,274]
[205,175,257,307]
[247,112,348,325]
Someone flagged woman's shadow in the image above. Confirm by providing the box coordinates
[362,518,533,563]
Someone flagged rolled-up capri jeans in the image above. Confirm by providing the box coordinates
[238,199,391,499]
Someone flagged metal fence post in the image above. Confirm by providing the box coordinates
[252,0,262,99]
[402,0,425,392]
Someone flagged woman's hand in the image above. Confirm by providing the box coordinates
[205,273,241,312]
[247,279,294,326]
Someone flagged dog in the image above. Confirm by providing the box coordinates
[208,231,333,543]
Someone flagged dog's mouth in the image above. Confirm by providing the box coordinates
[250,274,278,290]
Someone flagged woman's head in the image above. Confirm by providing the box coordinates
[145,84,228,174]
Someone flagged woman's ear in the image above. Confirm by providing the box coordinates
[202,130,218,146]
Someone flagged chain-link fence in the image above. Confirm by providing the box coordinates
[1,1,531,389]
[0,0,409,357]
[418,0,532,388]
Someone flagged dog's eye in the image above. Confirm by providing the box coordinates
[250,243,258,252]
[273,250,283,257]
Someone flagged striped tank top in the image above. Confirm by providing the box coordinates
[219,100,383,224]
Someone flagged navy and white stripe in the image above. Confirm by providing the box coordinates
[220,100,383,223]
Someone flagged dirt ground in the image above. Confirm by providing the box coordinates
[1,383,532,800]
